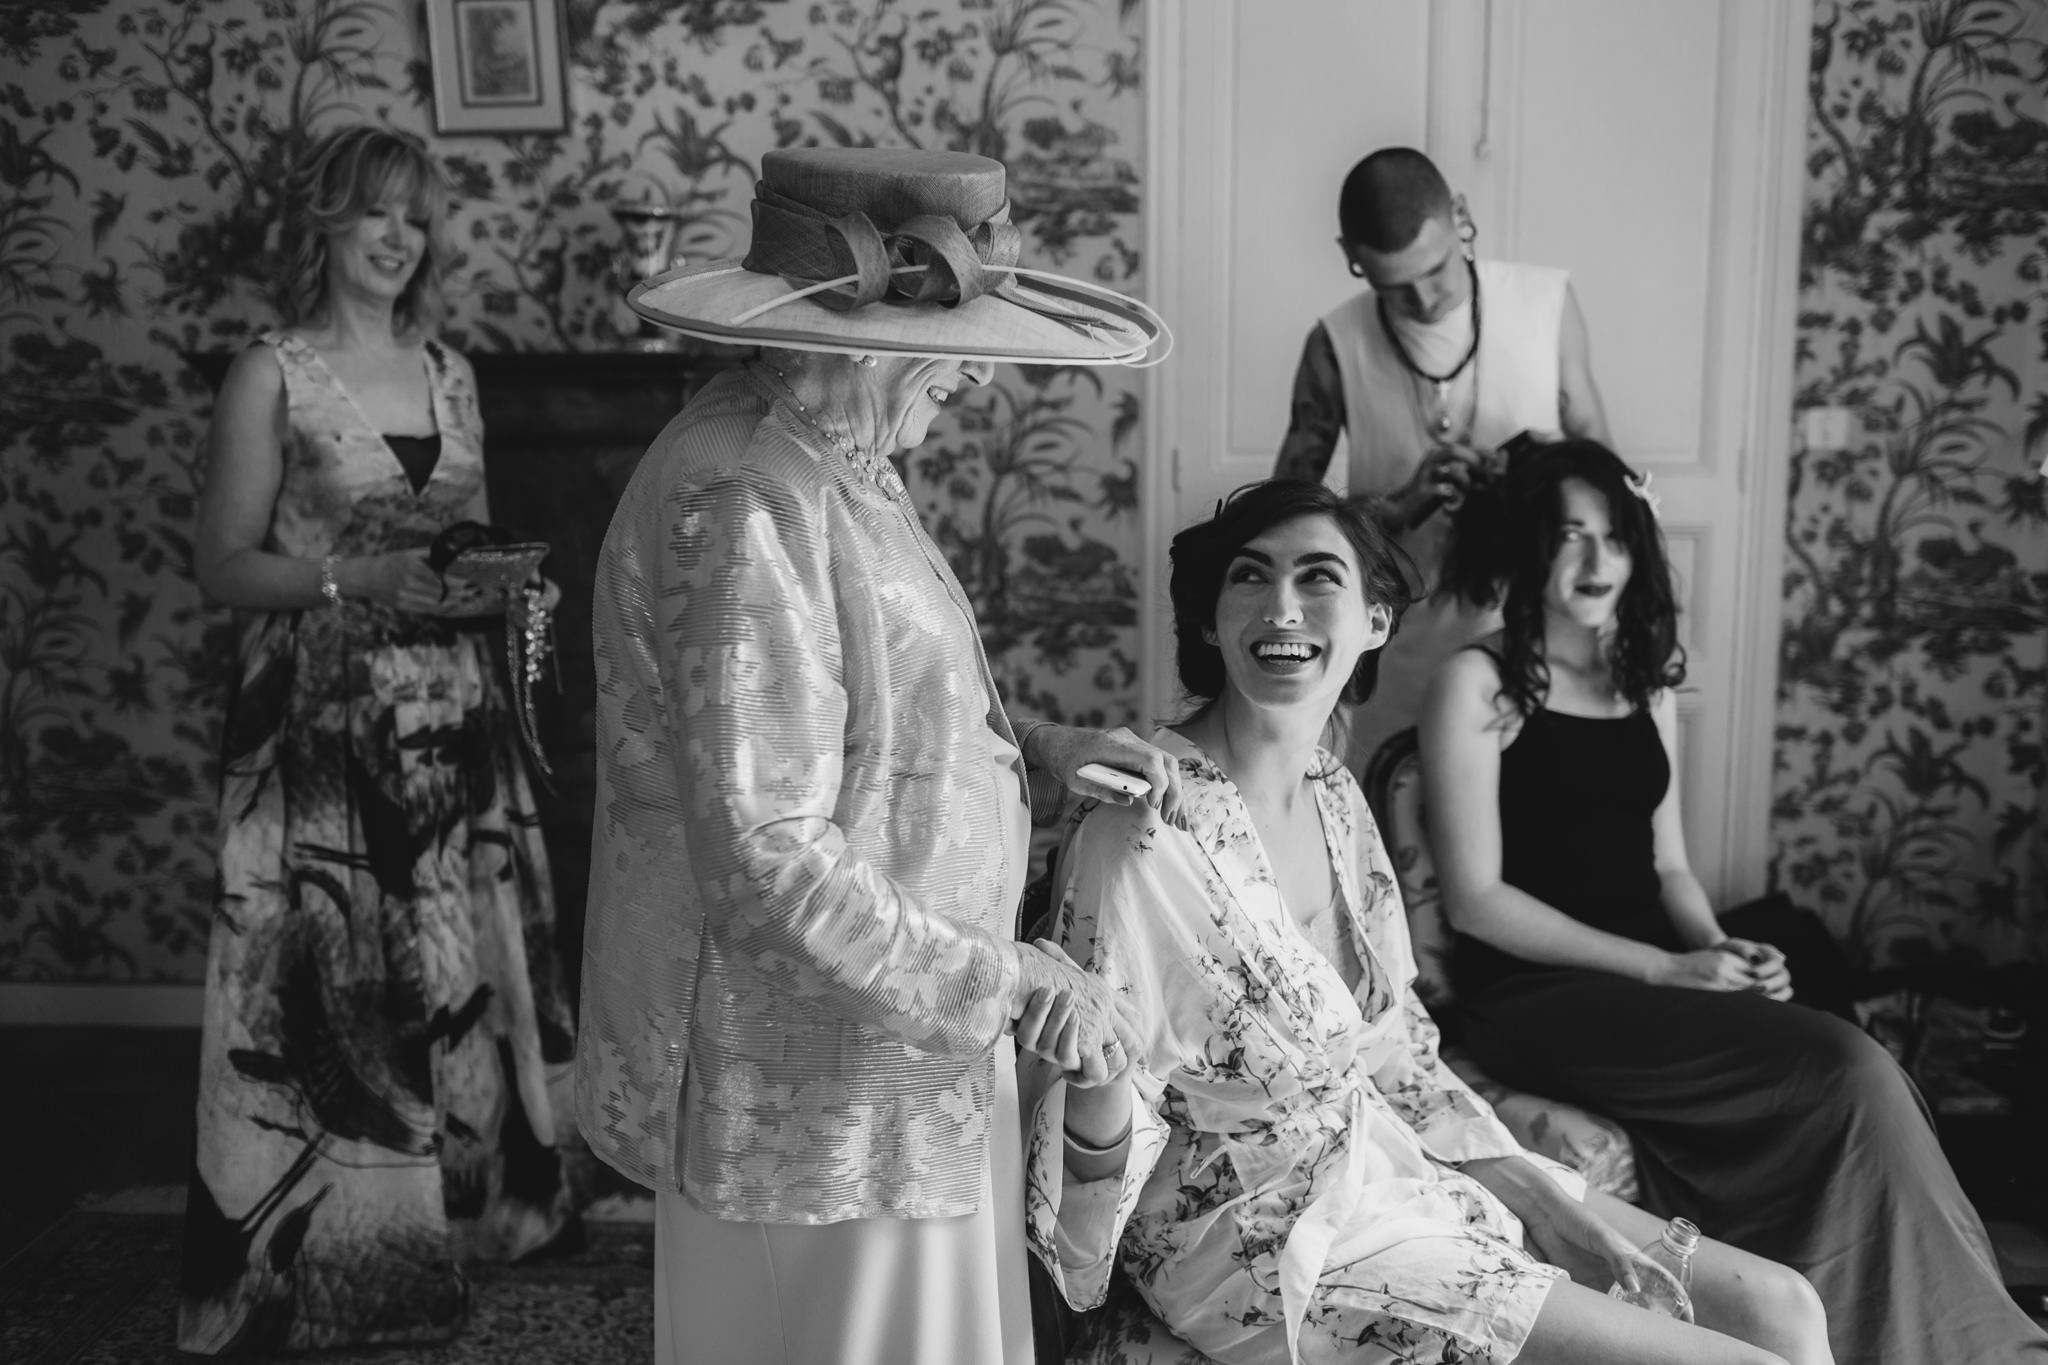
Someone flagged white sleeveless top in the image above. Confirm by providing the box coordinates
[1319,259,1568,773]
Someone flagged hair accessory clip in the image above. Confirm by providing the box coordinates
[1628,470,1663,522]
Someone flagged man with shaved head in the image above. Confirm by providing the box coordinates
[1275,146,1611,774]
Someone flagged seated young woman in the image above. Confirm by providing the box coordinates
[1020,479,1832,1365]
[1418,438,2047,1365]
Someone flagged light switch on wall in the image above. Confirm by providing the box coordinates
[1800,405,1857,452]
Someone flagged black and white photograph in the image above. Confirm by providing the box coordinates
[2,2,2046,1363]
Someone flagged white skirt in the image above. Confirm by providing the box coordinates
[654,1040,1034,1365]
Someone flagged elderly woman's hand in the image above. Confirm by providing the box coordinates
[1011,940,1141,1089]
[1026,723,1186,828]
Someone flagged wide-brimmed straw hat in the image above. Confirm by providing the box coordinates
[628,147,1168,366]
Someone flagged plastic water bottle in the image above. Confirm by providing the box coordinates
[1607,1217,1699,1322]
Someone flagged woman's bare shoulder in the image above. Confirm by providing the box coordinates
[214,340,286,413]
[1431,636,1508,702]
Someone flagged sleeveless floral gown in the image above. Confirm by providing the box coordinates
[178,333,578,1354]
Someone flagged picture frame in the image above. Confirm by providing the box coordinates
[423,0,569,136]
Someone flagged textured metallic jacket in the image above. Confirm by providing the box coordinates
[578,367,1036,1223]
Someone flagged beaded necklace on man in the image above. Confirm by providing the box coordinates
[1374,258,1482,444]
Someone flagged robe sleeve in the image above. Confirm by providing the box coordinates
[1020,801,1196,1311]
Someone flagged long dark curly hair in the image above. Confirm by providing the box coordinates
[1169,479,1415,714]
[1438,437,1685,716]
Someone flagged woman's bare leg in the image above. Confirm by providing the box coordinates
[1585,1191,1832,1364]
[1516,1275,1792,1365]
[1515,1189,1833,1365]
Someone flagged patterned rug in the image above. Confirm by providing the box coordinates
[0,1204,653,1364]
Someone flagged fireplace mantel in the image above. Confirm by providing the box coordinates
[185,343,751,992]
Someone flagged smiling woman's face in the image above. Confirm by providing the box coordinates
[867,355,997,455]
[324,186,431,309]
[1211,513,1391,717]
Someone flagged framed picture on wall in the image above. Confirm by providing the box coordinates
[424,0,569,135]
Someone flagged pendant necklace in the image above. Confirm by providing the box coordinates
[1376,259,1482,441]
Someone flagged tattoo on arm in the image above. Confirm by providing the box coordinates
[1275,445,1331,482]
[1275,323,1345,481]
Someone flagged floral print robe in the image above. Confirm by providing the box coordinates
[1024,732,1581,1365]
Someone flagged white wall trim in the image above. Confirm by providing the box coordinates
[1140,0,1191,727]
[0,983,203,1027]
[1426,0,1527,259]
[1719,0,1812,904]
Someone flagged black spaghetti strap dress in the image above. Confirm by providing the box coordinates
[1450,707,2046,1365]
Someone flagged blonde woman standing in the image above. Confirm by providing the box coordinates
[182,125,576,1354]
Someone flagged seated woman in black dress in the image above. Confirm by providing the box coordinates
[1418,438,2047,1365]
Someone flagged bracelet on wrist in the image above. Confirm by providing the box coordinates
[1062,1117,1133,1157]
[318,554,343,610]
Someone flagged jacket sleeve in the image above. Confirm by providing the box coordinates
[660,465,1020,1056]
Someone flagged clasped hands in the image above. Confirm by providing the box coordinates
[1010,938,1141,1089]
[1658,937,1793,1001]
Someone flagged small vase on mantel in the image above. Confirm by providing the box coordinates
[610,199,691,352]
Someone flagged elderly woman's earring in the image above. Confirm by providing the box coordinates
[856,353,878,368]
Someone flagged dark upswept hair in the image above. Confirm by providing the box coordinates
[1337,147,1453,251]
[277,124,451,336]
[1439,437,1686,717]
[1169,479,1415,715]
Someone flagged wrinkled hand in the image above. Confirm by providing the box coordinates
[1029,723,1186,828]
[1651,945,1757,993]
[1521,1193,1647,1297]
[1719,938,1793,1001]
[1011,940,1141,1089]
[1392,442,1493,529]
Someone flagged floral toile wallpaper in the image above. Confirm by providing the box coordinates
[0,0,1146,983]
[1776,0,2048,970]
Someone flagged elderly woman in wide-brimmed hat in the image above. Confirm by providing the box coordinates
[576,147,1175,1365]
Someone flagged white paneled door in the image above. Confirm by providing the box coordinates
[1142,0,1810,904]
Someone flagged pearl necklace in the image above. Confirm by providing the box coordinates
[756,360,893,486]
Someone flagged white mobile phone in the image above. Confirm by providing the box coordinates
[1076,762,1151,798]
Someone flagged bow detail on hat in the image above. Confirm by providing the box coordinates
[745,183,1025,312]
